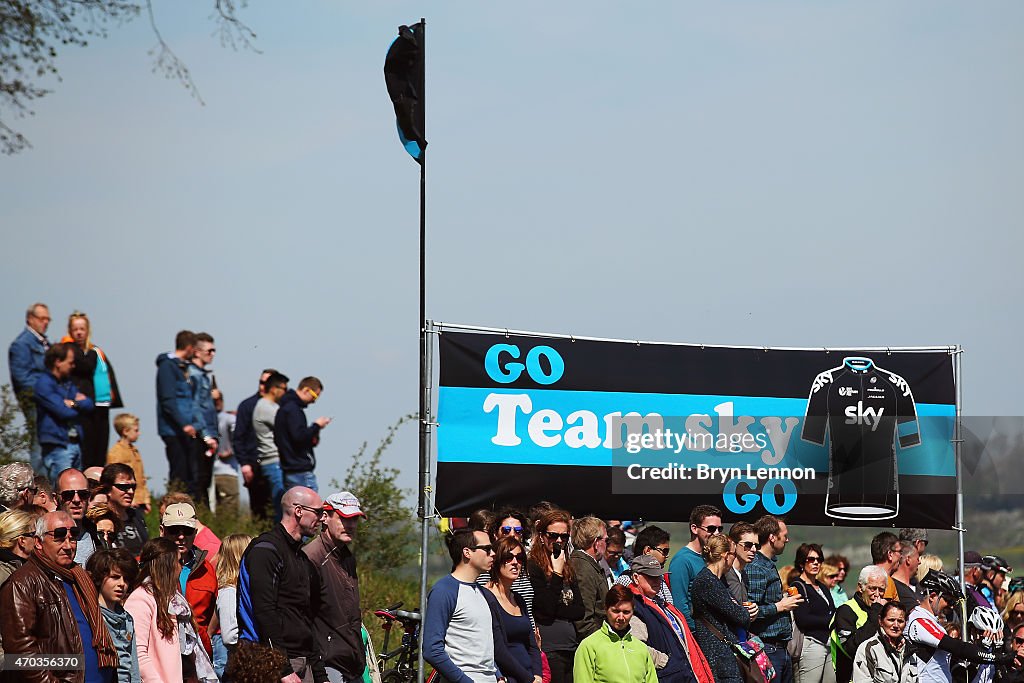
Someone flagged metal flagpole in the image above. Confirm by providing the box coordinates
[416,18,430,683]
[954,345,967,638]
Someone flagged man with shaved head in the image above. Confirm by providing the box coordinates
[238,486,326,682]
[56,468,97,564]
[0,510,118,681]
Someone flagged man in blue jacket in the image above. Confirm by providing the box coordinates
[156,330,199,497]
[34,342,94,481]
[8,302,51,473]
[274,377,331,492]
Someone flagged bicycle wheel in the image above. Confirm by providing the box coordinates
[382,670,413,683]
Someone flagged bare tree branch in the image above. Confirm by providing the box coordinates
[212,0,260,53]
[145,0,204,105]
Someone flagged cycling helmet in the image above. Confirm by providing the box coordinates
[969,606,1004,633]
[982,555,1012,574]
[1007,576,1024,594]
[919,569,965,603]
[969,606,1004,647]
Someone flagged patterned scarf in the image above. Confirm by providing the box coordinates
[31,550,119,669]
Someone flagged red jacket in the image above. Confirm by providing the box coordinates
[184,550,218,655]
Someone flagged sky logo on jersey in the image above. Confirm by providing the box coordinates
[844,401,884,431]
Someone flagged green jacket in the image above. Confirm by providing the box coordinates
[573,622,658,683]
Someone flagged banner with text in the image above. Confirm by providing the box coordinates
[436,330,957,528]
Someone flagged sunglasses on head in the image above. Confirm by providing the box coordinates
[544,531,570,543]
[500,525,523,535]
[60,489,91,503]
[165,525,197,537]
[45,526,81,542]
[112,482,137,492]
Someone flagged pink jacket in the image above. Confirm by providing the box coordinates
[125,586,182,683]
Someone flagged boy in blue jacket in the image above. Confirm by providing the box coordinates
[34,342,94,481]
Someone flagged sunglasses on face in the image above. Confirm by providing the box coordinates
[112,482,137,492]
[60,489,91,503]
[470,544,495,554]
[652,546,671,556]
[45,526,81,542]
[97,530,116,541]
[503,553,524,564]
[806,556,822,564]
[500,526,523,535]
[738,541,760,551]
[698,525,723,535]
[545,532,570,543]
[1015,637,1024,645]
[165,525,197,537]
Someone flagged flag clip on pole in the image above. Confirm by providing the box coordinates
[384,18,429,683]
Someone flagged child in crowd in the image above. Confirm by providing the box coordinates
[106,414,152,513]
[87,548,141,683]
[212,533,252,679]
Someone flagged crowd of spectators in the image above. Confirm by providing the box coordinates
[426,508,1024,683]
[6,303,1024,683]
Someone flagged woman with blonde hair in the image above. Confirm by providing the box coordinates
[125,537,217,683]
[916,554,943,582]
[212,533,252,678]
[0,507,41,587]
[691,535,754,683]
[62,310,123,469]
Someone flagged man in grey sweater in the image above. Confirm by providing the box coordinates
[253,371,288,519]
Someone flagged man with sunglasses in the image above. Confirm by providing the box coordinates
[303,491,367,683]
[56,467,97,564]
[424,528,497,683]
[160,501,218,656]
[239,486,327,683]
[725,521,759,605]
[101,463,148,558]
[0,510,119,682]
[669,504,722,629]
[616,525,676,605]
[275,377,331,492]
[187,332,220,508]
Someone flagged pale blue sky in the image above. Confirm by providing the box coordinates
[2,3,1022,503]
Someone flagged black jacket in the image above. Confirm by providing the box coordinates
[833,593,882,683]
[238,524,326,681]
[232,392,260,468]
[792,577,836,644]
[274,390,321,473]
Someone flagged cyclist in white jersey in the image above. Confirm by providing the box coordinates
[905,571,1013,683]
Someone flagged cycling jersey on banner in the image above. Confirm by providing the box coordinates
[801,356,921,521]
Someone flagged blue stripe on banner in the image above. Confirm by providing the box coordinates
[398,122,423,159]
[437,387,956,477]
[898,420,918,437]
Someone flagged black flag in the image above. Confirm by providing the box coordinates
[384,22,426,163]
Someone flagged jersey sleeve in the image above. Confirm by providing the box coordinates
[885,370,921,449]
[907,615,946,648]
[801,370,832,445]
